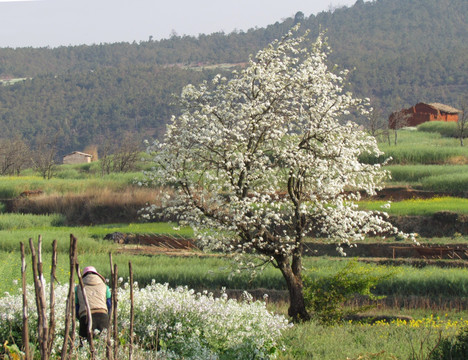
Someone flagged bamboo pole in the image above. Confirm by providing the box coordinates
[29,238,42,337]
[129,261,134,360]
[76,263,95,360]
[61,235,77,360]
[29,236,49,360]
[106,253,114,360]
[112,264,118,358]
[37,235,49,354]
[37,236,46,303]
[47,240,57,355]
[20,242,30,360]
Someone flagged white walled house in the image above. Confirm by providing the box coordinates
[63,151,92,164]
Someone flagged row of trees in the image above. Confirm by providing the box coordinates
[0,135,60,179]
[0,132,143,179]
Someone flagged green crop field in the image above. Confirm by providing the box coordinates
[358,197,468,215]
[362,129,468,165]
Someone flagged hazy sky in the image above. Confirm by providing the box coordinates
[0,0,358,48]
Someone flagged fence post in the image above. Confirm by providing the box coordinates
[47,240,57,355]
[20,242,30,360]
[112,264,118,358]
[29,236,49,360]
[106,253,114,360]
[61,235,77,360]
[129,261,134,360]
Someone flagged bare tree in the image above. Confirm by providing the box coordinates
[32,133,59,179]
[98,137,114,176]
[0,136,31,175]
[457,96,467,146]
[99,132,142,175]
[364,102,390,142]
[112,132,142,173]
[389,108,410,145]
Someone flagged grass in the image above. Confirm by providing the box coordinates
[384,165,468,194]
[358,197,468,216]
[0,221,192,252]
[0,213,66,230]
[304,259,468,298]
[385,164,468,183]
[2,234,468,300]
[362,144,468,165]
[87,222,194,238]
[418,121,463,138]
[361,129,468,165]
[1,127,468,358]
[0,172,146,199]
[421,173,468,194]
[278,313,468,360]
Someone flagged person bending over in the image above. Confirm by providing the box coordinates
[75,266,111,340]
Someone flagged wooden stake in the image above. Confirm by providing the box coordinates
[61,235,77,360]
[129,261,134,360]
[106,253,114,360]
[70,242,77,356]
[112,264,118,358]
[29,236,49,360]
[47,240,57,355]
[20,242,30,360]
[76,263,95,360]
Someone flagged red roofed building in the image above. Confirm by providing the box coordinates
[389,102,460,129]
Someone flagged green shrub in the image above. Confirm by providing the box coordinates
[302,260,394,325]
[431,326,468,360]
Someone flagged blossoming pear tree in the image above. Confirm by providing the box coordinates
[145,26,403,321]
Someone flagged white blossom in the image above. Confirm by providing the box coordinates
[0,282,289,359]
[142,26,411,319]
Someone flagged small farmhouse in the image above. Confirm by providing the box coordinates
[389,102,460,129]
[63,151,93,164]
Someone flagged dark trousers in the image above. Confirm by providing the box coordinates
[79,313,109,338]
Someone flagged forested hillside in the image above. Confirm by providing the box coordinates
[0,0,467,155]
[0,66,219,152]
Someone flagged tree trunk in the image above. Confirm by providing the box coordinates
[277,258,310,322]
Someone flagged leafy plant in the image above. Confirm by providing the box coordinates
[2,341,24,360]
[430,326,468,360]
[303,260,394,325]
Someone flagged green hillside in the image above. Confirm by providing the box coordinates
[0,0,466,154]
